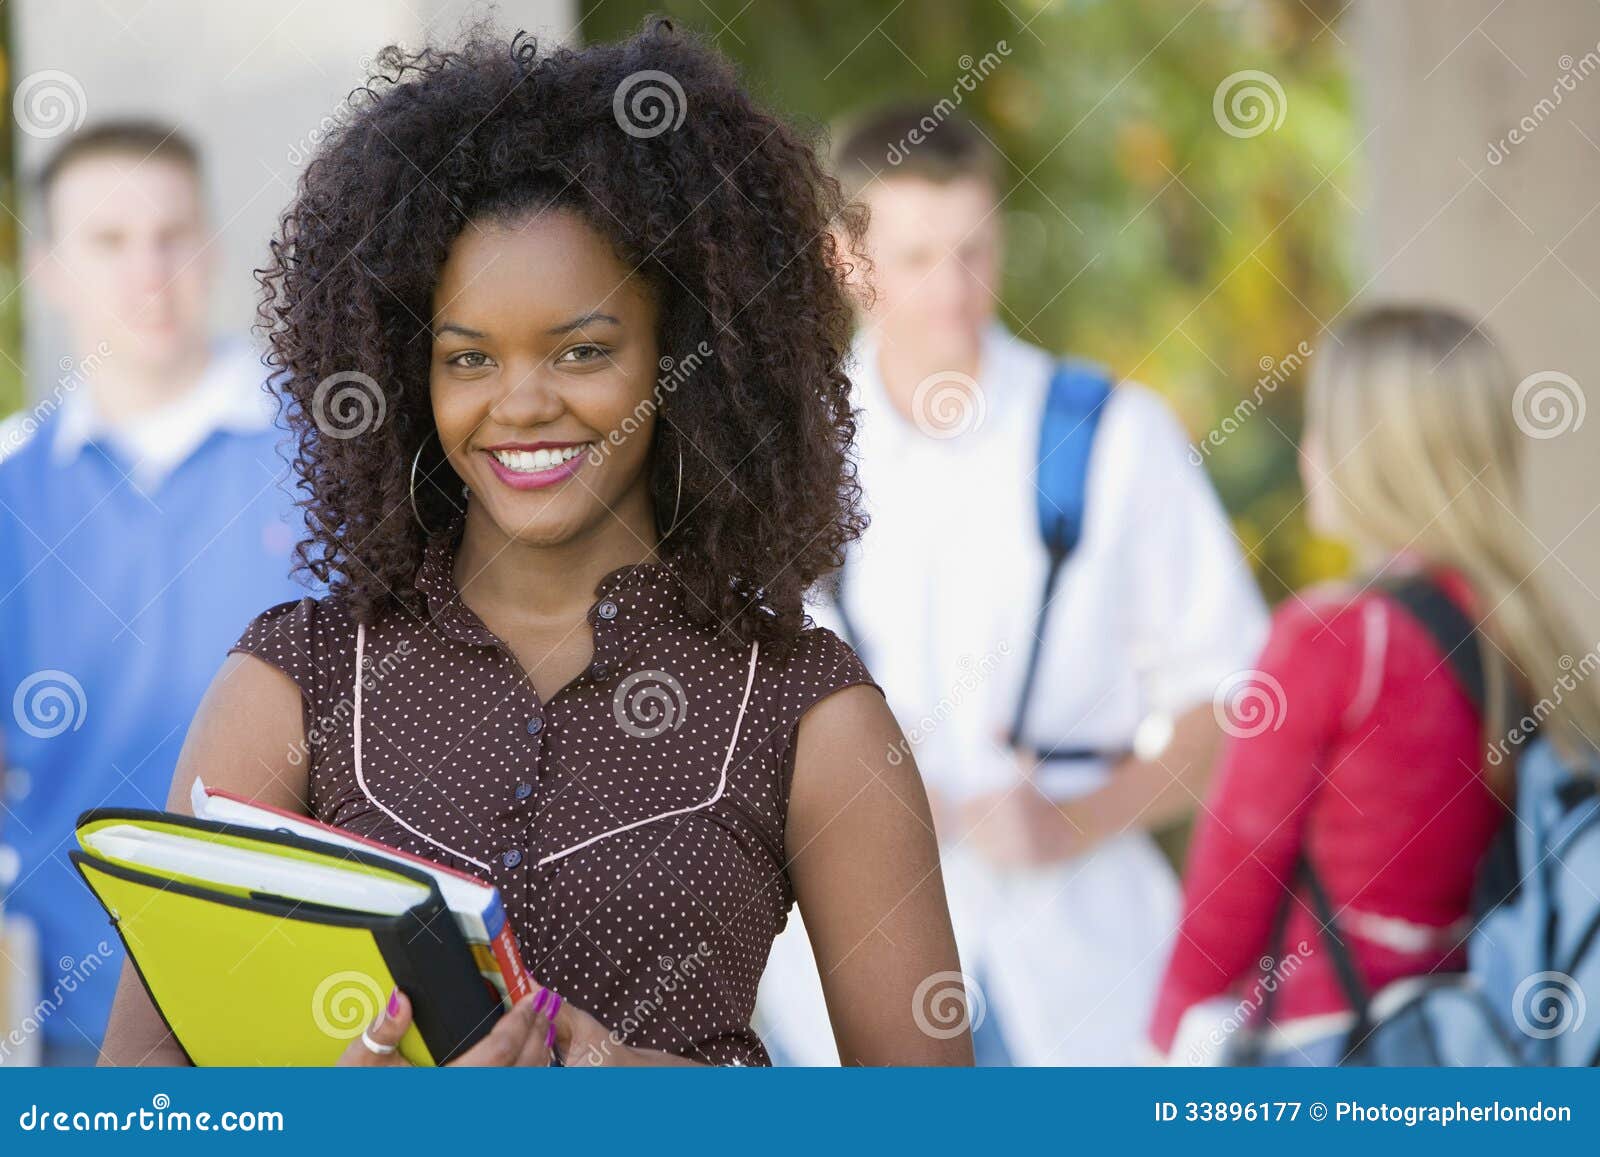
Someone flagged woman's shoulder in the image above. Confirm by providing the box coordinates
[229,593,362,702]
[738,621,882,744]
[233,593,359,651]
[763,622,877,699]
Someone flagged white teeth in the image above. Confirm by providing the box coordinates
[491,445,588,473]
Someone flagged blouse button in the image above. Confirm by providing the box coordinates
[590,661,611,679]
[526,715,544,736]
[514,782,533,800]
[502,849,523,868]
[597,599,619,621]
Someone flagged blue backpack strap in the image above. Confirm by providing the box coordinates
[1008,360,1113,748]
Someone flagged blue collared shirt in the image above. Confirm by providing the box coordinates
[0,342,315,1055]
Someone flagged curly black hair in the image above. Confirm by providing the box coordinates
[258,18,867,649]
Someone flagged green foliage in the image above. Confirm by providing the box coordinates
[584,0,1359,597]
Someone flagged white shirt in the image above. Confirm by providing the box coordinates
[49,339,277,491]
[758,323,1268,1065]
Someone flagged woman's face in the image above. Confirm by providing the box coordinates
[430,209,660,549]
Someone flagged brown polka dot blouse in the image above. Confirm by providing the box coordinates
[228,528,875,1067]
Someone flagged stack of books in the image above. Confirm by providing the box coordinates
[71,780,532,1066]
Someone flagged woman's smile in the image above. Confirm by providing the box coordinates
[482,441,596,490]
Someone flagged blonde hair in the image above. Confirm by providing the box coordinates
[1305,304,1600,778]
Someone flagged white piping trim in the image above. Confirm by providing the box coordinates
[353,622,494,873]
[537,640,761,867]
[1341,599,1388,730]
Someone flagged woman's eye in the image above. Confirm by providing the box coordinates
[446,350,491,369]
[559,343,608,365]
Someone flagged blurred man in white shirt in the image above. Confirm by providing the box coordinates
[757,106,1268,1065]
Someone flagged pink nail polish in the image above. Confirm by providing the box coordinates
[387,988,400,1017]
[532,987,550,1015]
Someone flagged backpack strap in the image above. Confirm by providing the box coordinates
[1248,856,1375,1062]
[1007,361,1112,748]
[1377,574,1485,713]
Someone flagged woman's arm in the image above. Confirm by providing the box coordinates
[1147,600,1353,1055]
[98,652,310,1066]
[786,684,973,1066]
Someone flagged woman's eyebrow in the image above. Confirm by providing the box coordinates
[433,321,487,340]
[547,310,622,335]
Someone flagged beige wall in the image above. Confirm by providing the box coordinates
[13,0,575,390]
[1355,0,1600,637]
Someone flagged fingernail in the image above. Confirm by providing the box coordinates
[387,987,400,1018]
[546,1023,557,1050]
[531,986,550,1015]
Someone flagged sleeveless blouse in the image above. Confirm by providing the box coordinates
[228,530,875,1066]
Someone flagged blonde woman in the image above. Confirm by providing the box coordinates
[1149,304,1600,1064]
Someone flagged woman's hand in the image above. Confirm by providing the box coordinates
[339,987,559,1067]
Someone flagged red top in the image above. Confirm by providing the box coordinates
[1149,571,1506,1055]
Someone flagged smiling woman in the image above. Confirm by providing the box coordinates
[95,18,971,1069]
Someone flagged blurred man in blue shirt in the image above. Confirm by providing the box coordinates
[0,123,312,1065]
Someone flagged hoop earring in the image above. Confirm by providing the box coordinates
[409,433,464,534]
[658,444,684,540]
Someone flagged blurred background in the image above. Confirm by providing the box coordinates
[4,0,1597,617]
